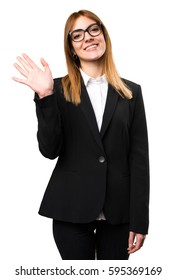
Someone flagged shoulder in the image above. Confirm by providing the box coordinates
[120,80,146,117]
[53,77,63,89]
[122,78,141,93]
[122,78,143,104]
[52,77,65,99]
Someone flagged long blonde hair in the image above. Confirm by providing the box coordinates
[62,10,132,105]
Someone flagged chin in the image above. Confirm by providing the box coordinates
[87,54,104,61]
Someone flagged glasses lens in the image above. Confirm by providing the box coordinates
[88,24,101,36]
[71,30,84,42]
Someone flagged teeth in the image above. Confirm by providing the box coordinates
[86,45,97,50]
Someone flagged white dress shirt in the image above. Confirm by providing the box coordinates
[81,69,108,220]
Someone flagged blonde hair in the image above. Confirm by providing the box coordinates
[62,10,132,105]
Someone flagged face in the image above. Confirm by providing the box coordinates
[70,16,106,67]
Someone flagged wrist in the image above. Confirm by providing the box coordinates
[38,90,53,99]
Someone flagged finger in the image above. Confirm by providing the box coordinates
[22,53,38,69]
[128,231,135,251]
[12,76,29,86]
[13,63,28,78]
[16,56,32,72]
[128,240,141,254]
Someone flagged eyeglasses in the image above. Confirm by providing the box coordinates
[69,23,102,42]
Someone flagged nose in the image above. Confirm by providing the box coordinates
[84,31,93,41]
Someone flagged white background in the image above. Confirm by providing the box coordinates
[0,0,176,279]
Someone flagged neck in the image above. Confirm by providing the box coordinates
[80,61,103,78]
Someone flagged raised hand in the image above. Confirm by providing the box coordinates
[12,53,54,98]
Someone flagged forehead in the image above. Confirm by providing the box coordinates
[71,16,96,31]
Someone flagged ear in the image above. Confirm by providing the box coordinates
[72,53,78,60]
[70,48,77,60]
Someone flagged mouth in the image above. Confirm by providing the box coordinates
[84,44,98,51]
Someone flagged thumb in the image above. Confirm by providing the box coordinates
[40,57,50,71]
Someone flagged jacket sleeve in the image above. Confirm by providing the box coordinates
[34,86,63,160]
[129,85,150,234]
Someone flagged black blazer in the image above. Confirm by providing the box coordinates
[34,77,149,234]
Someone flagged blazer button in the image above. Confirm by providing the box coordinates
[98,156,105,163]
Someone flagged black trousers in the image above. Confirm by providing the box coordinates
[53,220,129,260]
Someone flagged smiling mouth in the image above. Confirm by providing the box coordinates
[84,44,98,51]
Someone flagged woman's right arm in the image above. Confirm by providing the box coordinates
[13,54,63,159]
[34,86,63,159]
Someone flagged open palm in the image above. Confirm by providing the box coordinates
[13,53,53,98]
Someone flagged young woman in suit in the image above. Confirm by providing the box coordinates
[13,10,149,260]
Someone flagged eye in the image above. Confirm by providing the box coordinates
[91,26,99,32]
[89,25,100,34]
[71,31,83,41]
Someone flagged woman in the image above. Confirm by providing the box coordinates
[13,10,149,260]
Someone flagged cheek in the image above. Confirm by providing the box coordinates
[72,42,82,54]
[101,41,106,55]
[103,42,106,52]
[100,37,106,52]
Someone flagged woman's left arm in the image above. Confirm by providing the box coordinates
[129,84,150,236]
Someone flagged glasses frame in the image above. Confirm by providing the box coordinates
[69,22,102,42]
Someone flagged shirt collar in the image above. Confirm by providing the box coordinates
[80,68,107,87]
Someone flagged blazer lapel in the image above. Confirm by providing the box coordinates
[79,81,104,151]
[79,82,119,149]
[100,85,119,138]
